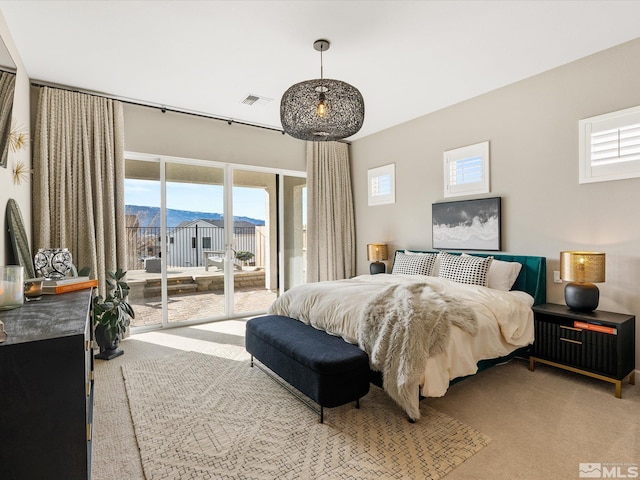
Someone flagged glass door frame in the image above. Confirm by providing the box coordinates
[277,172,307,295]
[163,158,231,324]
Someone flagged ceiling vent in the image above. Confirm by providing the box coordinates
[241,94,273,106]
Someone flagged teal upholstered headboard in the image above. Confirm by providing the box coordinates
[396,251,547,305]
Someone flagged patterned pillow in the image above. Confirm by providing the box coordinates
[437,252,493,286]
[391,252,437,276]
[404,250,441,275]
[462,253,521,291]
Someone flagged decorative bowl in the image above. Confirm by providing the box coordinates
[34,248,74,280]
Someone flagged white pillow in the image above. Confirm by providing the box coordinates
[438,252,493,286]
[462,253,522,291]
[392,251,437,276]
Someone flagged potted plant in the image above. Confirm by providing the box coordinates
[93,268,135,360]
[235,250,255,269]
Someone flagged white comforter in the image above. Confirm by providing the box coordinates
[268,274,534,397]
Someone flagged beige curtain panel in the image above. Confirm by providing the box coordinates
[33,86,126,296]
[0,71,16,168]
[306,141,356,282]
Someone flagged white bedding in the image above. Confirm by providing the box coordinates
[268,273,534,398]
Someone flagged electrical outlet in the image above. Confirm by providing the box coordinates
[553,271,562,283]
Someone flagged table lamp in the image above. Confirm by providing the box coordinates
[367,243,388,274]
[560,251,605,312]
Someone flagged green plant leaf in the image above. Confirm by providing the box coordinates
[93,268,135,333]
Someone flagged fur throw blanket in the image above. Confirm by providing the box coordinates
[358,282,478,421]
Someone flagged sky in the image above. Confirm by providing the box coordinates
[125,179,267,220]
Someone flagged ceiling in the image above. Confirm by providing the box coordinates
[1,0,640,140]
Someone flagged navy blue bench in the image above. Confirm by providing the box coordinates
[245,315,370,423]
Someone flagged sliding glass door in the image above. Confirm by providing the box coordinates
[231,168,277,315]
[125,154,305,330]
[124,158,163,328]
[164,161,227,324]
[281,175,307,291]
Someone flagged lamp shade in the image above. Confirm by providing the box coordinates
[280,79,364,141]
[560,251,606,283]
[367,244,388,262]
[280,39,365,142]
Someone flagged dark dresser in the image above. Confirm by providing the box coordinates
[0,289,94,480]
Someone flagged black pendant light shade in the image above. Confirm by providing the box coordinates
[280,40,364,141]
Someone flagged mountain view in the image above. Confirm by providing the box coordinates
[125,205,265,228]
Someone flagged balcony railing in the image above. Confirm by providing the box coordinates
[125,225,265,271]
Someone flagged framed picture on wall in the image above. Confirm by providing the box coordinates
[432,197,501,251]
[368,163,395,206]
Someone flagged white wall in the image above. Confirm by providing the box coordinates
[123,103,305,172]
[351,37,640,367]
[0,11,30,266]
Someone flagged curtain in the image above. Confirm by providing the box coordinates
[0,71,16,167]
[33,86,126,296]
[306,141,355,282]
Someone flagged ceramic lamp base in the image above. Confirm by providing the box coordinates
[370,261,386,275]
[565,282,599,312]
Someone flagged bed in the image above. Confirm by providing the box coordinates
[268,250,546,420]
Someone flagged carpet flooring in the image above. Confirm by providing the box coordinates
[121,350,491,480]
[92,321,640,480]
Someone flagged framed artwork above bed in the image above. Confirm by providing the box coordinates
[432,196,501,251]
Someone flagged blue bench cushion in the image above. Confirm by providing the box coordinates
[245,315,370,409]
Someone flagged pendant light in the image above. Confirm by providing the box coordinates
[280,39,364,141]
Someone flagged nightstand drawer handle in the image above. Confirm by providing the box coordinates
[560,337,582,345]
[560,326,582,332]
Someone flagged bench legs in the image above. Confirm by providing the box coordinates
[322,398,360,423]
[250,356,361,424]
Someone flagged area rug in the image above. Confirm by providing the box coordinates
[122,351,491,480]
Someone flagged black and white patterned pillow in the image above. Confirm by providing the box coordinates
[391,252,437,276]
[437,252,493,286]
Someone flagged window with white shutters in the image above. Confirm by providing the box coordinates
[367,163,395,205]
[444,141,489,198]
[579,105,640,184]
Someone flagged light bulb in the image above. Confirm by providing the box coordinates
[317,92,326,117]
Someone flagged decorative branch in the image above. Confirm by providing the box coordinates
[12,159,32,185]
[9,124,29,152]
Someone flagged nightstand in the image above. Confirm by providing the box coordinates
[529,303,636,398]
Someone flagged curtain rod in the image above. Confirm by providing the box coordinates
[30,79,287,135]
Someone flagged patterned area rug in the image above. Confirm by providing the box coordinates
[122,351,491,480]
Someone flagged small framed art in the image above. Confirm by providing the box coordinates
[368,163,395,206]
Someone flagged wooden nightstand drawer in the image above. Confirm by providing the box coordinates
[533,319,618,376]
